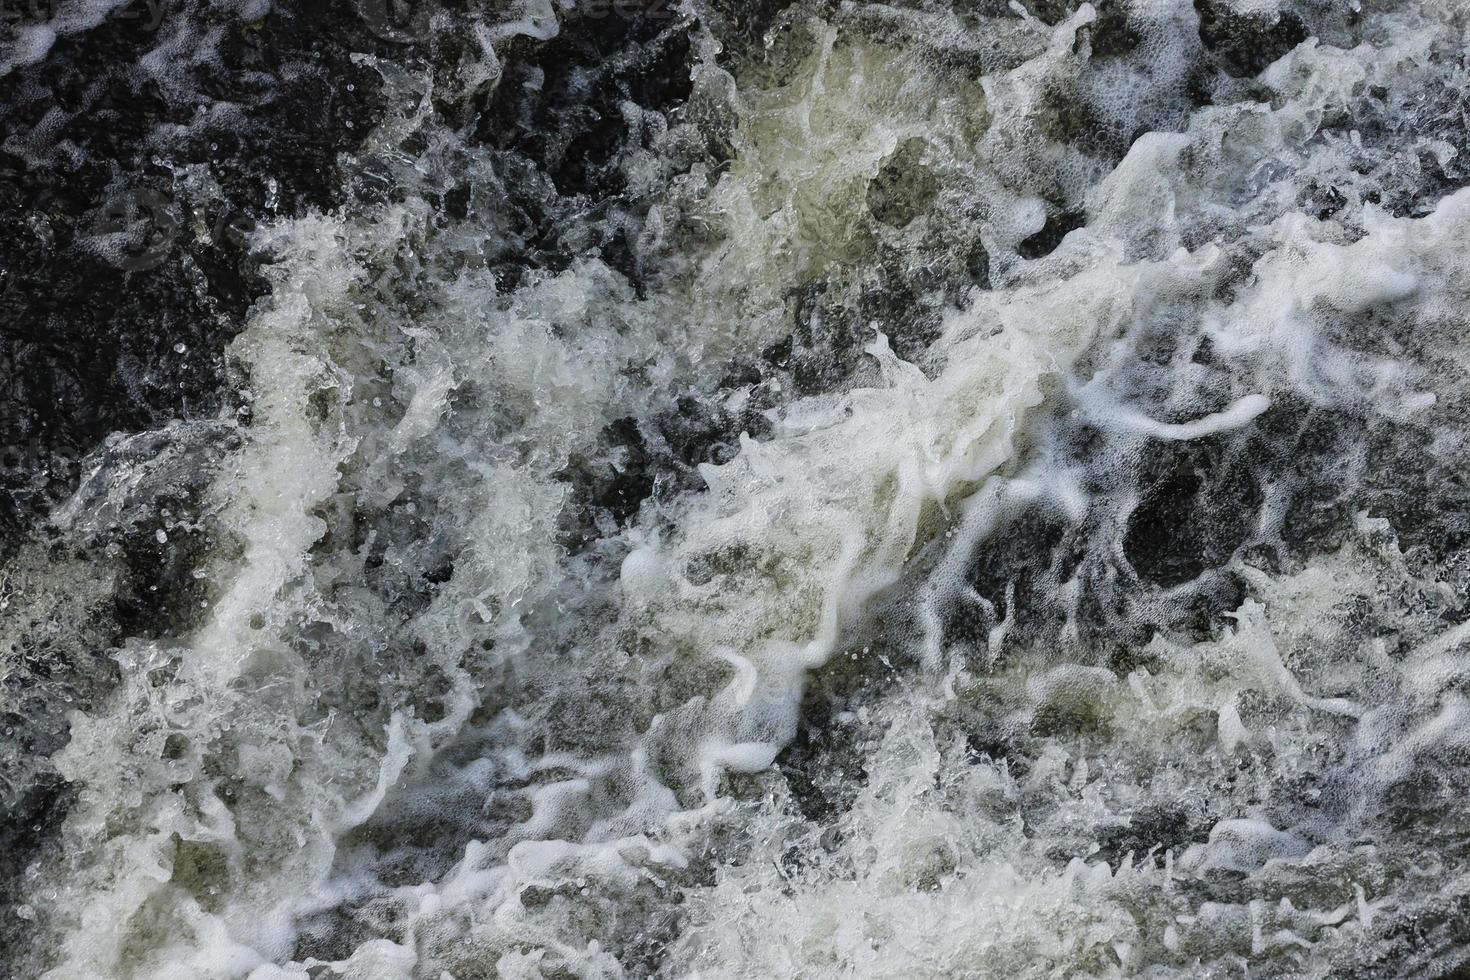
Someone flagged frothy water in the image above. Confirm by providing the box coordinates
[7,0,1470,977]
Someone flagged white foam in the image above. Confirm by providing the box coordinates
[24,0,1470,976]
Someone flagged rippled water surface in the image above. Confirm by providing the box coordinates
[5,0,1470,977]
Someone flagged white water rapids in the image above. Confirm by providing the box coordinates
[6,0,1470,977]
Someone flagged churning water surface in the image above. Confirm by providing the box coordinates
[4,0,1470,977]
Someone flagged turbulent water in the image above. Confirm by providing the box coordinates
[4,0,1470,976]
